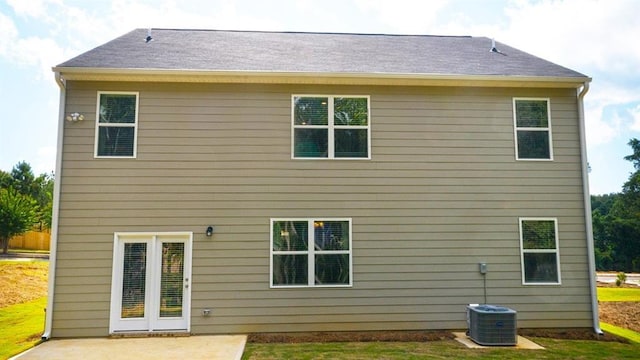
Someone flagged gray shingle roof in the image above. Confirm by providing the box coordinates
[56,28,588,80]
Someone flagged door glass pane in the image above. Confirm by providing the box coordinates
[122,243,147,318]
[160,242,185,317]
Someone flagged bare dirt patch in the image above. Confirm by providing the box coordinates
[600,302,640,333]
[0,261,48,308]
[248,328,627,344]
[597,281,640,334]
[249,330,454,343]
[519,328,624,342]
[597,282,639,289]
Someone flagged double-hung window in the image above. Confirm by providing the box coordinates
[95,92,139,158]
[519,218,561,285]
[513,98,552,160]
[292,95,370,159]
[271,218,352,287]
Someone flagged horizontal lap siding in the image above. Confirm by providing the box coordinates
[52,82,592,337]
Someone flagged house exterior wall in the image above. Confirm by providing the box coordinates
[51,81,592,337]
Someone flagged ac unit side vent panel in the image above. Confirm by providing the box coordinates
[467,305,517,346]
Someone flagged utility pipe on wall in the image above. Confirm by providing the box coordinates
[577,81,602,335]
[42,72,66,340]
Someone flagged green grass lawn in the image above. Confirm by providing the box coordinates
[242,338,640,360]
[601,323,640,344]
[598,287,640,302]
[0,297,46,359]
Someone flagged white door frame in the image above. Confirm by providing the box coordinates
[109,232,192,334]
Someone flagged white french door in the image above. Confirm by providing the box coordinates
[109,232,192,333]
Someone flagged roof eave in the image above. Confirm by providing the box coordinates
[52,67,592,88]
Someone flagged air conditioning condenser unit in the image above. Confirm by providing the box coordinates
[467,304,517,346]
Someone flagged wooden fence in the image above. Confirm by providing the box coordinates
[8,230,51,251]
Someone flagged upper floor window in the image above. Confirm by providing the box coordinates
[519,218,561,285]
[292,95,370,159]
[95,92,139,158]
[271,218,352,288]
[513,98,553,160]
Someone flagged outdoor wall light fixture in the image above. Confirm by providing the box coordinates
[206,226,214,237]
[65,112,84,122]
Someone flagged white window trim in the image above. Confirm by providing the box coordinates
[270,218,353,288]
[513,97,553,161]
[95,91,139,158]
[519,217,561,285]
[291,95,371,160]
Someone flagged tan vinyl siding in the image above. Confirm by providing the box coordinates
[51,82,592,337]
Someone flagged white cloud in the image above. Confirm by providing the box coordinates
[585,104,620,146]
[105,0,281,33]
[353,0,451,34]
[6,0,60,19]
[33,146,57,175]
[5,35,65,79]
[629,104,640,132]
[0,12,18,55]
[584,80,640,145]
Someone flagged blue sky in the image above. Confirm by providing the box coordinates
[1,0,639,195]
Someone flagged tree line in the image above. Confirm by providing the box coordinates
[591,139,640,272]
[0,161,54,254]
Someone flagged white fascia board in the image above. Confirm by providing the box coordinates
[52,67,591,88]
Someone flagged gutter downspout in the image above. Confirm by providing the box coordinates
[578,81,602,335]
[42,72,66,340]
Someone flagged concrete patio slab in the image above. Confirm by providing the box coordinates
[12,335,247,360]
[453,332,544,350]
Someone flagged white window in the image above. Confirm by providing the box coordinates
[95,92,139,158]
[513,98,553,160]
[519,218,561,285]
[292,95,370,159]
[270,218,352,287]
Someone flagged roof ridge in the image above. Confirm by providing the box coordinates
[143,28,474,38]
